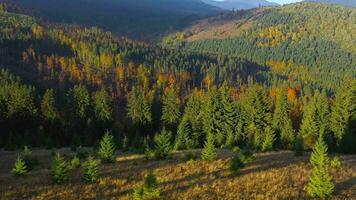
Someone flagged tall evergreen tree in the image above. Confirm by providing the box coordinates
[41,89,58,122]
[127,87,152,125]
[330,79,356,153]
[174,116,193,150]
[273,90,294,148]
[154,128,172,159]
[219,83,236,148]
[307,136,334,198]
[93,89,112,122]
[67,85,90,120]
[161,88,180,126]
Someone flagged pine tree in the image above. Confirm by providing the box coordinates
[82,156,98,183]
[202,89,222,147]
[98,131,116,163]
[52,153,69,184]
[67,85,90,120]
[154,128,172,159]
[201,132,217,161]
[219,83,236,148]
[12,155,27,176]
[184,90,204,147]
[273,91,294,148]
[161,88,181,125]
[127,87,152,125]
[307,136,334,198]
[174,116,192,150]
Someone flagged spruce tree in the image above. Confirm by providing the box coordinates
[307,136,334,198]
[82,156,98,183]
[184,90,204,147]
[52,153,69,184]
[98,131,116,163]
[294,135,304,156]
[127,87,152,125]
[219,83,236,148]
[201,132,217,161]
[161,88,181,126]
[174,116,192,150]
[67,85,90,120]
[273,91,294,148]
[41,89,58,122]
[93,88,113,122]
[330,79,356,153]
[12,155,27,176]
[134,172,160,200]
[154,128,172,159]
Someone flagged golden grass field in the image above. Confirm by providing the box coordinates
[0,149,355,200]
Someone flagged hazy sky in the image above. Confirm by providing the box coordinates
[269,0,303,4]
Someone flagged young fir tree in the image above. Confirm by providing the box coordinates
[134,172,160,200]
[174,116,193,150]
[261,126,275,152]
[330,79,356,153]
[273,91,295,148]
[67,85,90,120]
[41,89,58,122]
[161,87,181,126]
[82,156,98,183]
[12,155,27,176]
[201,132,217,161]
[154,128,172,159]
[52,153,69,184]
[127,87,152,125]
[202,89,222,147]
[307,136,334,198]
[184,90,204,148]
[98,131,116,163]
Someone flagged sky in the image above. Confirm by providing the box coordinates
[269,0,303,4]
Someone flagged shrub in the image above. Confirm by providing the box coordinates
[229,154,245,174]
[240,148,255,163]
[98,131,116,163]
[154,129,172,159]
[183,152,198,162]
[52,153,69,184]
[201,133,217,162]
[330,157,341,170]
[307,136,334,198]
[12,155,27,176]
[82,156,98,183]
[144,147,156,161]
[134,172,160,200]
[70,156,81,169]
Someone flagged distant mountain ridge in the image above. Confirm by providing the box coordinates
[304,0,356,7]
[0,0,223,41]
[202,0,279,10]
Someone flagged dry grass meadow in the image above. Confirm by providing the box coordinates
[0,149,355,200]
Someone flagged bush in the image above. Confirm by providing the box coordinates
[52,153,69,184]
[153,129,172,160]
[82,156,98,183]
[330,157,341,170]
[144,147,156,161]
[98,131,116,163]
[70,156,81,169]
[134,172,160,200]
[12,155,27,176]
[240,148,255,163]
[229,154,245,174]
[183,152,198,162]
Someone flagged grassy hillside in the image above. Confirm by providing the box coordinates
[0,0,222,41]
[163,3,356,90]
[0,149,355,199]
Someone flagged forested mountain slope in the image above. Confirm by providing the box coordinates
[0,0,222,41]
[305,0,356,7]
[163,3,356,90]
